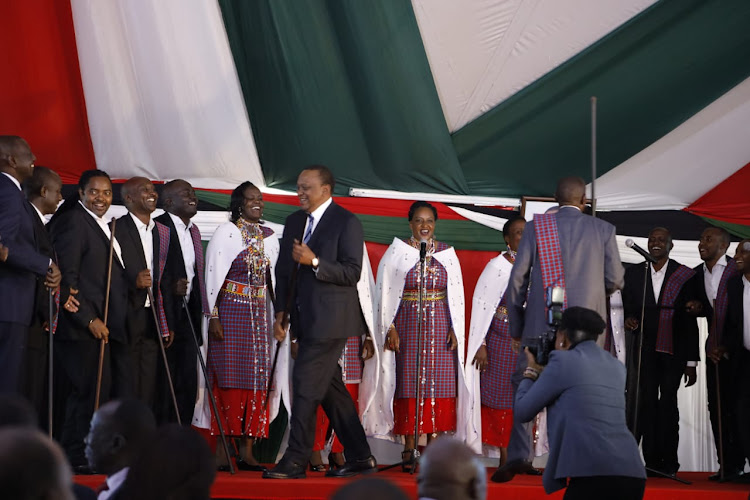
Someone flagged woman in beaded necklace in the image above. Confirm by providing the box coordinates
[465,216,526,464]
[200,182,285,471]
[362,201,468,472]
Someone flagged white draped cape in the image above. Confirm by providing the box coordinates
[192,220,289,429]
[464,253,513,453]
[361,238,468,445]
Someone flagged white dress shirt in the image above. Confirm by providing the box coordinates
[98,466,128,500]
[129,212,154,307]
[650,263,667,303]
[168,213,196,299]
[703,257,727,307]
[78,201,123,266]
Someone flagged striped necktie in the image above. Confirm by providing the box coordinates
[303,214,314,244]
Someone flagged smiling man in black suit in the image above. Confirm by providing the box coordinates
[263,165,375,479]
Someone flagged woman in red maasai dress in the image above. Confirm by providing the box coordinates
[468,216,525,466]
[206,182,276,471]
[384,202,464,471]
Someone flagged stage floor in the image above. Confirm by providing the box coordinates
[76,468,750,499]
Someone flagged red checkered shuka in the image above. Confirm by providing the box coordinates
[707,258,738,351]
[153,222,171,338]
[480,294,515,409]
[655,265,696,355]
[534,213,567,308]
[207,246,271,390]
[394,241,456,401]
[341,335,363,383]
[189,224,211,316]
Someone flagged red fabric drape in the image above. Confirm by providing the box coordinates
[685,162,750,226]
[0,0,96,184]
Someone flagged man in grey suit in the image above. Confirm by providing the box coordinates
[494,176,624,482]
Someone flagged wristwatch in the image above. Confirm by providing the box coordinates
[311,256,319,269]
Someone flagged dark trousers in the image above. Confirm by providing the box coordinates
[706,357,744,472]
[736,348,750,467]
[156,307,198,425]
[22,322,50,430]
[638,348,684,472]
[564,476,645,500]
[507,346,533,462]
[0,321,28,394]
[129,306,159,408]
[56,339,111,466]
[284,337,370,465]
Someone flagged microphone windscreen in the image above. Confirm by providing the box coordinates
[625,238,635,248]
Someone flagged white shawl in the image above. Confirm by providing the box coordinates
[464,253,513,453]
[192,220,288,429]
[361,238,467,444]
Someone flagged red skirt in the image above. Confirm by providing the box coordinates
[392,397,456,435]
[481,405,512,448]
[210,385,270,438]
[313,384,359,453]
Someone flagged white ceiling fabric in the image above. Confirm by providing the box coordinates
[70,0,264,188]
[412,0,657,132]
[593,76,750,211]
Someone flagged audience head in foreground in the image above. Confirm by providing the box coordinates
[418,436,487,500]
[0,427,74,500]
[330,477,409,500]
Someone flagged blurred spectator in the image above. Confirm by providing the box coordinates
[418,436,487,500]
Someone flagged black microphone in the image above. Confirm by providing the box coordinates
[625,239,657,264]
[419,240,427,261]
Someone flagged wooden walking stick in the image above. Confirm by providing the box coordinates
[94,218,116,411]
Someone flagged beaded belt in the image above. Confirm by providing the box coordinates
[494,305,508,320]
[401,289,446,301]
[221,279,266,298]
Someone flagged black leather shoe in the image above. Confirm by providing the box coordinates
[327,452,344,471]
[236,458,267,472]
[491,459,533,483]
[325,455,377,478]
[72,464,96,475]
[718,469,746,483]
[709,468,743,481]
[262,460,306,479]
[308,461,326,472]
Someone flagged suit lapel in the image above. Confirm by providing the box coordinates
[121,215,148,270]
[306,201,336,248]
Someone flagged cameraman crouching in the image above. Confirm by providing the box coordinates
[515,307,646,499]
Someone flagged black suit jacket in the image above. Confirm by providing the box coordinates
[623,259,700,361]
[116,214,170,321]
[0,174,50,325]
[723,274,747,365]
[274,201,367,340]
[49,203,128,343]
[28,205,56,349]
[154,212,203,340]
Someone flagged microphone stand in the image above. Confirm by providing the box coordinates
[48,290,54,439]
[182,297,235,475]
[380,241,427,474]
[628,258,690,485]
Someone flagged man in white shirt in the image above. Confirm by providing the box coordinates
[0,136,61,395]
[622,227,699,476]
[117,178,173,410]
[154,179,207,425]
[84,399,157,499]
[692,227,744,480]
[722,239,750,483]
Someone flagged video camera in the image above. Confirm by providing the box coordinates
[522,286,565,365]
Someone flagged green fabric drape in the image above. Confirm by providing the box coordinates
[219,0,466,195]
[701,218,750,240]
[195,190,505,251]
[453,0,750,197]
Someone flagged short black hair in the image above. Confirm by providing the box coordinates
[229,181,258,223]
[559,307,607,346]
[502,215,525,239]
[408,201,438,221]
[22,166,60,198]
[304,165,335,192]
[52,169,112,221]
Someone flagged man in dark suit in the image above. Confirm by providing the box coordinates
[691,227,744,480]
[117,177,173,410]
[0,136,61,395]
[49,170,129,471]
[498,176,624,482]
[263,165,375,479]
[154,179,206,425]
[622,227,699,476]
[21,166,63,428]
[722,239,750,483]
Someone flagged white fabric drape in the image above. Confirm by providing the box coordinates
[412,0,656,132]
[70,0,263,189]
